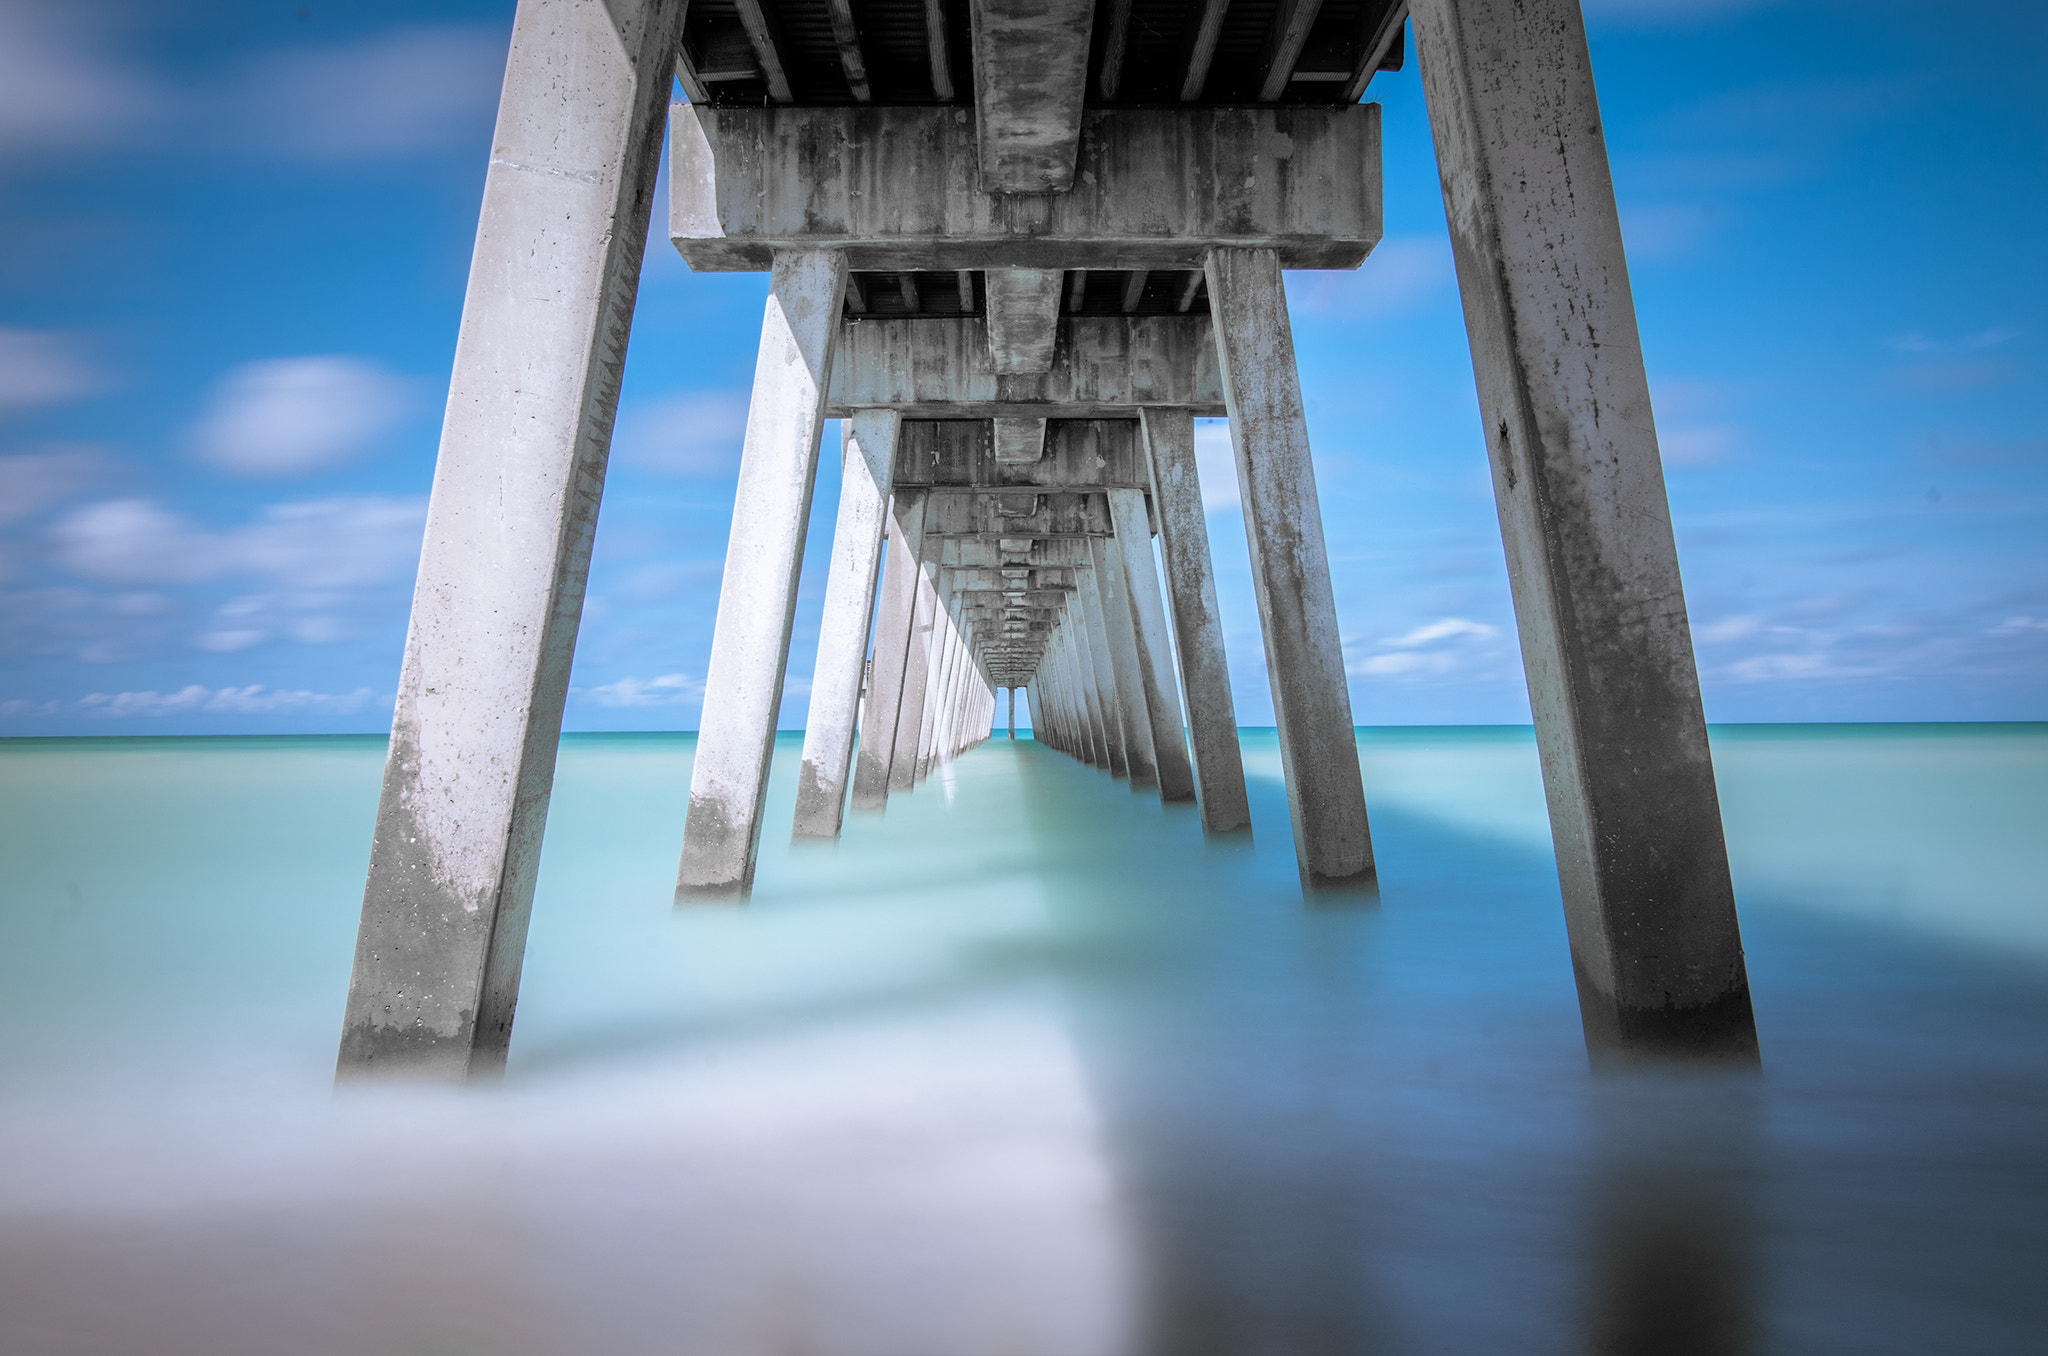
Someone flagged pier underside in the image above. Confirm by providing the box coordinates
[337,0,1757,1080]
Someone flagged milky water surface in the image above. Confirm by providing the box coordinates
[1,726,2044,1354]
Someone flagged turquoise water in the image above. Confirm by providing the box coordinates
[1,725,2044,1354]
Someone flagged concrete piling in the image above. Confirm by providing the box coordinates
[1207,247,1375,890]
[794,410,900,839]
[336,0,681,1081]
[1140,408,1250,832]
[676,249,848,900]
[1412,0,1758,1062]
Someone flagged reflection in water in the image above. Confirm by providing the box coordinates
[1585,1076,1760,1356]
[0,728,2044,1353]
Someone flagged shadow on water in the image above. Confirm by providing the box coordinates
[990,736,2048,1356]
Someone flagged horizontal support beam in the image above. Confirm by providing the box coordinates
[827,317,1224,417]
[672,104,1382,272]
[897,419,1151,488]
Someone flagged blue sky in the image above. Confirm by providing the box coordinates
[1,0,2043,735]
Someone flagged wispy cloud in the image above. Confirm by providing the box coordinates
[0,446,114,527]
[191,356,412,477]
[216,26,506,160]
[52,495,425,590]
[0,330,106,412]
[1349,617,1507,679]
[1192,420,1239,512]
[0,2,154,161]
[1285,235,1457,318]
[1885,327,2023,355]
[0,684,386,720]
[579,673,706,708]
[614,391,752,478]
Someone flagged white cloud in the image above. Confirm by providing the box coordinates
[0,3,151,160]
[54,684,385,719]
[1386,618,1498,648]
[1659,424,1741,467]
[0,446,112,525]
[0,330,105,411]
[225,27,506,160]
[1990,616,2048,637]
[191,356,411,477]
[52,499,226,584]
[581,673,706,707]
[1284,235,1457,318]
[1349,617,1507,680]
[615,391,753,478]
[1885,327,2023,355]
[1695,614,1762,643]
[1192,420,1239,512]
[52,492,422,607]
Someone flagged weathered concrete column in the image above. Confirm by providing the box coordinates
[676,249,849,899]
[337,0,681,1082]
[1107,489,1196,803]
[890,557,941,791]
[1091,535,1159,789]
[850,488,927,811]
[1052,626,1085,761]
[1412,0,1757,1062]
[1008,687,1016,739]
[794,411,900,838]
[1141,408,1251,832]
[1207,246,1374,889]
[921,597,965,778]
[1075,566,1130,778]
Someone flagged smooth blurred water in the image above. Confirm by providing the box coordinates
[1,725,2044,1355]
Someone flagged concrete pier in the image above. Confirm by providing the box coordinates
[1208,247,1375,890]
[346,0,1758,1077]
[1140,408,1250,832]
[677,249,847,900]
[794,410,899,839]
[1412,0,1758,1061]
[336,0,680,1080]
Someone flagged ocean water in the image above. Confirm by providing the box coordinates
[0,724,2044,1355]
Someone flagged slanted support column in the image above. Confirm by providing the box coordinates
[1076,565,1130,778]
[890,551,942,791]
[851,488,927,811]
[677,249,849,899]
[1140,408,1250,832]
[1106,490,1196,803]
[1412,0,1757,1062]
[1092,535,1159,789]
[337,0,681,1082]
[1207,246,1374,889]
[794,411,900,838]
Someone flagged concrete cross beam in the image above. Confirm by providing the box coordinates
[966,0,1096,190]
[671,104,1381,272]
[986,268,1066,373]
[924,489,1113,538]
[827,316,1224,418]
[896,418,1152,487]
